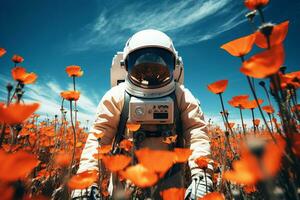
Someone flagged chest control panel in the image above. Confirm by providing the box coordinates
[128,96,174,124]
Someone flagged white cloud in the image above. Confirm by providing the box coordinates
[71,0,246,51]
[0,74,100,127]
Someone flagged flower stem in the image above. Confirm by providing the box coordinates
[218,93,235,137]
[69,100,77,175]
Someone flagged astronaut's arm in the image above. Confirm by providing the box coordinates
[178,87,212,176]
[71,87,123,198]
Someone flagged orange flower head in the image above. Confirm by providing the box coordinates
[11,67,37,84]
[243,99,263,109]
[12,54,24,63]
[199,192,225,200]
[207,80,228,94]
[173,148,193,163]
[66,65,84,77]
[102,155,131,172]
[221,34,256,57]
[119,139,133,152]
[262,105,275,114]
[54,151,72,167]
[0,48,6,57]
[228,95,249,108]
[0,150,39,181]
[135,148,176,173]
[119,164,158,188]
[223,136,286,185]
[126,123,141,131]
[244,0,269,10]
[240,44,285,78]
[97,145,112,154]
[0,103,40,125]
[195,156,210,170]
[255,21,289,49]
[68,170,98,190]
[254,119,261,126]
[60,91,80,101]
[160,188,185,200]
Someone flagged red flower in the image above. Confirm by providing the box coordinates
[195,156,210,170]
[207,80,228,94]
[255,21,289,49]
[120,164,158,188]
[60,91,80,101]
[66,65,84,77]
[262,105,275,114]
[160,188,185,200]
[11,67,38,84]
[12,54,24,63]
[240,44,285,78]
[0,48,6,57]
[68,170,98,190]
[244,0,269,10]
[221,34,256,57]
[199,192,225,200]
[0,103,40,125]
[0,150,39,181]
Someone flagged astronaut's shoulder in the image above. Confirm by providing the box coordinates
[103,83,126,99]
[175,83,189,94]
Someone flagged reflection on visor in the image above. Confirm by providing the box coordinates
[126,48,175,89]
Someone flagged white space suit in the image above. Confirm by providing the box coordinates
[72,29,212,200]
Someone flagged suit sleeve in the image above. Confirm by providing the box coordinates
[177,85,212,176]
[72,86,124,197]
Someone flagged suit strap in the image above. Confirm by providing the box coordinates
[112,90,131,154]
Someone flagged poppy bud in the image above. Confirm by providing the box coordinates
[247,138,266,159]
[245,10,257,22]
[280,66,287,74]
[6,83,13,92]
[258,23,274,38]
[259,81,266,87]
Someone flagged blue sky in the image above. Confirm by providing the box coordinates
[0,0,299,127]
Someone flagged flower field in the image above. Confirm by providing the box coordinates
[0,0,300,199]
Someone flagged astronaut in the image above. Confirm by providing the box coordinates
[72,29,212,200]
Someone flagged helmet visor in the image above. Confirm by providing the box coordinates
[126,48,175,88]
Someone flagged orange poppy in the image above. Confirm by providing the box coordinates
[255,21,289,49]
[162,135,177,144]
[12,54,24,63]
[0,103,40,125]
[199,192,225,200]
[68,170,98,190]
[0,48,6,57]
[195,156,210,170]
[228,95,249,108]
[160,188,185,200]
[0,183,14,200]
[126,123,141,131]
[244,0,269,10]
[240,44,285,78]
[119,139,133,152]
[242,99,264,109]
[173,148,193,163]
[54,151,72,167]
[226,122,235,129]
[254,119,260,126]
[221,34,256,57]
[207,80,228,94]
[65,65,84,77]
[11,67,37,84]
[97,145,112,154]
[102,155,131,172]
[119,164,158,188]
[135,148,176,173]
[0,150,39,181]
[93,132,105,139]
[60,91,80,101]
[223,137,286,185]
[262,105,274,114]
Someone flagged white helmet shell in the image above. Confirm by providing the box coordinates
[123,29,177,60]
